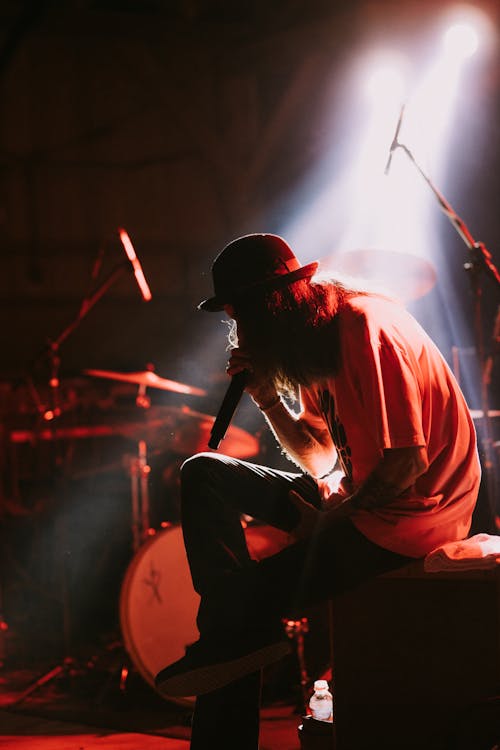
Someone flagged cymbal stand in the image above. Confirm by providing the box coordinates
[29,261,138,377]
[129,438,152,553]
[391,130,500,526]
[128,380,154,552]
[95,435,152,702]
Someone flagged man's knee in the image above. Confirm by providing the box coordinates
[180,452,226,491]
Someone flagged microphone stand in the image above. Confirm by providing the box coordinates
[34,260,135,365]
[392,139,500,528]
[13,260,140,705]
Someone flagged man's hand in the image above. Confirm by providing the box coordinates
[227,346,278,408]
[288,490,322,542]
[321,491,347,511]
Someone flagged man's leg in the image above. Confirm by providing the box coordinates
[177,452,320,750]
[157,452,412,749]
[189,672,262,750]
[158,494,413,693]
[179,451,321,598]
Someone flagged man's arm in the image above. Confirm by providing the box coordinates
[332,444,429,517]
[289,444,429,541]
[256,396,337,479]
[226,342,337,479]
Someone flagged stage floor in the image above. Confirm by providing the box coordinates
[0,661,302,750]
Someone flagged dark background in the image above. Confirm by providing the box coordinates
[0,0,498,660]
[0,1,498,384]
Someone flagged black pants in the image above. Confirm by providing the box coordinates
[181,452,413,750]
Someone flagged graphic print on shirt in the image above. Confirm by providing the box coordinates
[319,389,353,481]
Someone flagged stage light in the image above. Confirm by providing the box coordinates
[364,59,406,104]
[437,3,497,67]
[442,22,479,59]
[281,4,495,292]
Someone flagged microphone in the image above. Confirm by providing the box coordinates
[118,227,153,301]
[384,104,405,176]
[208,370,249,450]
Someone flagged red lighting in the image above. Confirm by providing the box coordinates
[120,666,129,692]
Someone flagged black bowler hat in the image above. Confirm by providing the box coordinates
[198,233,319,312]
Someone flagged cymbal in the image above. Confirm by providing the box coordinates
[84,368,206,397]
[325,249,437,302]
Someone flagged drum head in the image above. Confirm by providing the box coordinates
[119,524,199,706]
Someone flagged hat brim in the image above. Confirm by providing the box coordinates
[198,261,320,312]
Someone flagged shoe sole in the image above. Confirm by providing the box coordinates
[155,640,291,697]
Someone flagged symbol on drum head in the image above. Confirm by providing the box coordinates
[142,561,162,603]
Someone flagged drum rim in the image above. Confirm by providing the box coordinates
[119,524,196,708]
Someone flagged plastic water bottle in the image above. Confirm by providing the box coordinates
[308,679,333,722]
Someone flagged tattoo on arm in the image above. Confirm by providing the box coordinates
[349,473,405,511]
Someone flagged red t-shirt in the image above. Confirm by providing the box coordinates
[301,294,481,558]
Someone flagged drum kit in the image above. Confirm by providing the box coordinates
[5,364,268,706]
[7,364,336,710]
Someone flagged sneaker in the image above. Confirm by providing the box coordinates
[154,630,291,697]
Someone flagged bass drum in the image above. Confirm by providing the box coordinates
[119,524,199,707]
[119,522,328,706]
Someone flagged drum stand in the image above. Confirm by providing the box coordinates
[128,438,153,553]
[283,617,312,714]
[93,437,154,702]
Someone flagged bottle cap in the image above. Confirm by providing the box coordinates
[313,679,329,691]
